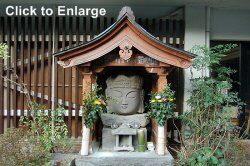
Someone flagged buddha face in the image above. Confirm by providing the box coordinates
[106,75,144,115]
[109,88,140,115]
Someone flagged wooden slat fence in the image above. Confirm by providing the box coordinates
[0,16,185,139]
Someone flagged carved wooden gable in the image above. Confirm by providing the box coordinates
[92,52,159,67]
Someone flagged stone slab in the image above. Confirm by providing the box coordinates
[102,128,116,151]
[75,151,174,166]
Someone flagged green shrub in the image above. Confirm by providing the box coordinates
[176,44,244,166]
[0,128,50,166]
[20,103,68,152]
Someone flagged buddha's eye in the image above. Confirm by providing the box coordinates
[127,91,137,99]
[113,90,122,98]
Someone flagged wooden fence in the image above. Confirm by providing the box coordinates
[0,16,185,139]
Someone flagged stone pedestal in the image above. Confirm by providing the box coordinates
[112,123,137,152]
[102,127,147,151]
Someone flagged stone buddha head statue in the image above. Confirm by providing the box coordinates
[106,75,144,115]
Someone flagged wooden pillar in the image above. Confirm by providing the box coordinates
[81,71,92,155]
[157,74,167,91]
[82,73,93,100]
[82,72,95,126]
[81,71,96,155]
[154,70,169,155]
[82,72,97,138]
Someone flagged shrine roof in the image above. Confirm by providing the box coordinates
[54,7,196,68]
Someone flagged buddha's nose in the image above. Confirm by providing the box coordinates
[121,97,128,109]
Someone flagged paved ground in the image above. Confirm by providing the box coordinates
[51,153,77,166]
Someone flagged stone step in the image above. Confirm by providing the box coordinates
[75,150,174,166]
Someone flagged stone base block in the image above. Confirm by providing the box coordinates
[75,150,174,166]
[102,127,147,151]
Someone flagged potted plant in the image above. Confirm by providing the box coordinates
[81,85,107,155]
[148,83,176,155]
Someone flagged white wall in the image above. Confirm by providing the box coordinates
[184,6,207,49]
[183,5,209,112]
[210,9,250,41]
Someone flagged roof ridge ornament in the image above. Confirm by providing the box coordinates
[117,6,135,21]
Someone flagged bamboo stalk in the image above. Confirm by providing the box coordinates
[80,125,90,155]
[138,129,145,152]
[157,125,165,155]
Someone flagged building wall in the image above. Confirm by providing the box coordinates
[210,9,250,41]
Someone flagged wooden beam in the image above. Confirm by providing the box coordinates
[13,17,18,127]
[27,17,31,119]
[75,68,79,138]
[20,17,24,116]
[54,17,59,109]
[41,17,45,105]
[62,17,66,107]
[68,17,73,137]
[6,17,11,128]
[0,17,4,133]
[34,17,38,102]
[47,17,52,111]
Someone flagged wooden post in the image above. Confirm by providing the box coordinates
[82,73,93,99]
[0,17,4,134]
[157,75,167,92]
[75,69,80,138]
[81,72,94,126]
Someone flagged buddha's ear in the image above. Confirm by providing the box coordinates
[138,89,144,113]
[105,88,109,97]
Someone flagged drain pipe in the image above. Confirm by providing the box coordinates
[205,6,211,76]
[205,6,210,48]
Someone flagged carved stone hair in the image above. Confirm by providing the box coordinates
[106,75,143,89]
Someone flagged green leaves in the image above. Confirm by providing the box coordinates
[82,84,107,128]
[147,84,176,126]
[190,44,237,73]
[0,43,8,59]
[184,148,225,166]
[19,102,68,154]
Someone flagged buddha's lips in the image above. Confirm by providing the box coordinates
[121,105,128,109]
